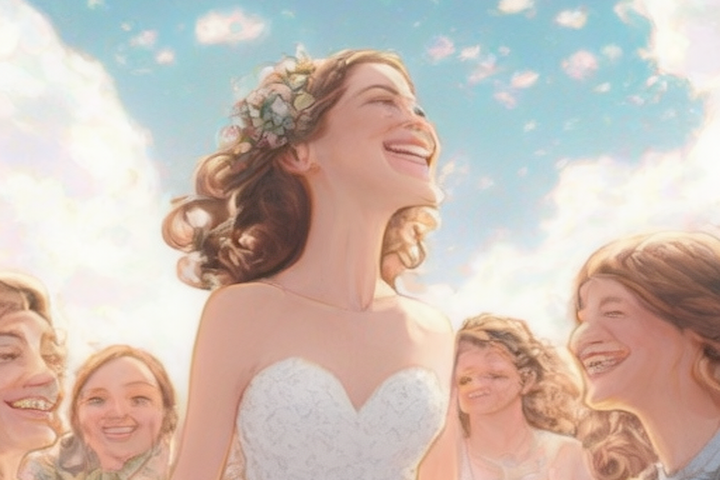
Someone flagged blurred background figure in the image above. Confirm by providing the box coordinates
[0,272,64,479]
[20,344,177,480]
[455,313,594,480]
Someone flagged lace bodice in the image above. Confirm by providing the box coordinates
[230,356,447,480]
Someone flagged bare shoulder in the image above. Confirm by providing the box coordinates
[200,282,285,331]
[195,282,287,363]
[396,294,453,334]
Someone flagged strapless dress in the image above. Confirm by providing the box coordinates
[226,356,447,480]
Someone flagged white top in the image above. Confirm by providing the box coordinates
[459,429,582,480]
[225,356,447,480]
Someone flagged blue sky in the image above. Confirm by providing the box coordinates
[2,0,720,396]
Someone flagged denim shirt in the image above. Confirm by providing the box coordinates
[658,428,720,480]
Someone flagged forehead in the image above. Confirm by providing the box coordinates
[456,343,515,371]
[0,310,50,336]
[83,356,158,390]
[343,63,414,98]
[579,277,637,305]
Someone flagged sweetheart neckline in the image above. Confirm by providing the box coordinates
[244,356,442,413]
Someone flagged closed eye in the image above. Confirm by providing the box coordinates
[457,376,472,386]
[0,351,19,362]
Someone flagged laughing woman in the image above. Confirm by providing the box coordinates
[0,272,63,480]
[569,231,720,480]
[163,49,455,480]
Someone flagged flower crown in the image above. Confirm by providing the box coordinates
[218,55,317,156]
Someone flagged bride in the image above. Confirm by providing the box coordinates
[163,49,455,480]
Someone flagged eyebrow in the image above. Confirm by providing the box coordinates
[598,296,624,308]
[577,295,625,320]
[353,84,402,98]
[0,330,26,345]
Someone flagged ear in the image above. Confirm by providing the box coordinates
[279,143,315,174]
[520,368,537,394]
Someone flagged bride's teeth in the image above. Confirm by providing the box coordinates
[11,398,53,411]
[385,144,431,160]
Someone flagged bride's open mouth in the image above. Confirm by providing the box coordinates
[383,137,434,178]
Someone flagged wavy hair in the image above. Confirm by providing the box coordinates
[0,271,52,322]
[455,313,584,437]
[162,49,439,289]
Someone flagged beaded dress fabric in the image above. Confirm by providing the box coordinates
[223,357,447,480]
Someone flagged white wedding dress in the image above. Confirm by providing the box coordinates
[224,356,447,480]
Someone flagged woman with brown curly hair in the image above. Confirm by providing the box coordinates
[163,48,455,480]
[455,313,594,480]
[19,344,177,480]
[570,230,720,480]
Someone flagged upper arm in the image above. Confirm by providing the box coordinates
[170,286,267,480]
[553,438,597,480]
[416,306,459,480]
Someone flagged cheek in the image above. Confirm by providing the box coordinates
[137,407,164,434]
[77,408,102,434]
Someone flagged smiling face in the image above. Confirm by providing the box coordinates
[0,310,60,455]
[455,342,524,419]
[569,276,699,411]
[76,356,164,471]
[307,62,441,208]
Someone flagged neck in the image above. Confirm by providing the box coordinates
[466,400,534,461]
[271,176,396,311]
[629,377,720,474]
[0,451,23,480]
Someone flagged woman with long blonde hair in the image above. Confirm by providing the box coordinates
[455,313,594,480]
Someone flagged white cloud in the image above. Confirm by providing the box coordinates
[478,176,495,190]
[155,48,175,65]
[494,90,517,108]
[602,43,623,61]
[468,54,499,84]
[130,29,157,48]
[621,0,720,92]
[594,82,611,93]
[497,0,534,14]
[523,120,537,132]
[555,9,588,29]
[1,0,204,403]
[426,36,455,62]
[562,50,599,80]
[511,70,539,88]
[418,0,720,344]
[195,9,266,45]
[459,45,481,61]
